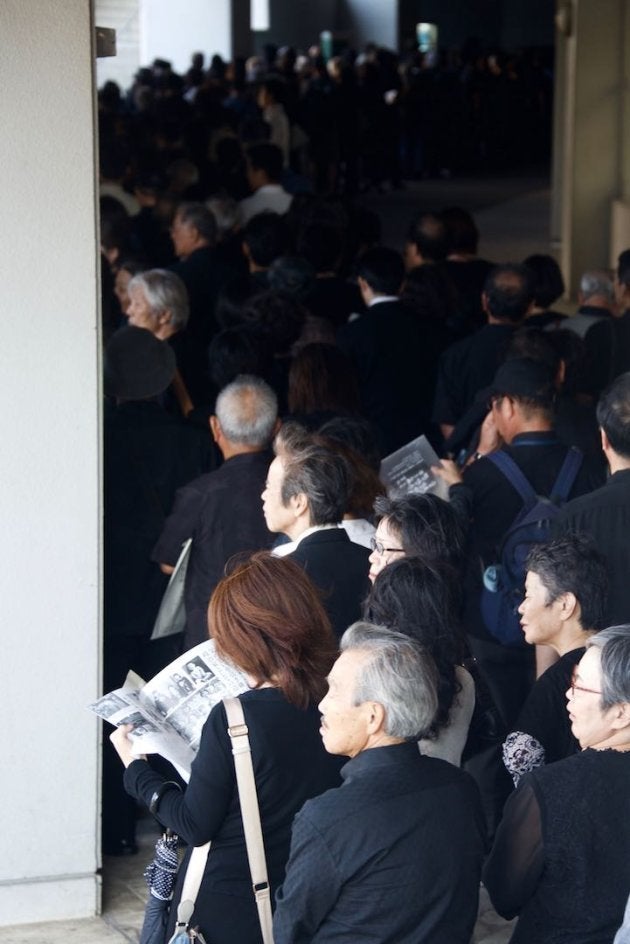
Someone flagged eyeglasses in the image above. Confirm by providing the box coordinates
[569,666,602,697]
[370,537,405,556]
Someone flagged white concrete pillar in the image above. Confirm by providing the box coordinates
[0,0,101,925]
[557,0,630,295]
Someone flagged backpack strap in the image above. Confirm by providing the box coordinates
[486,450,537,506]
[550,446,583,503]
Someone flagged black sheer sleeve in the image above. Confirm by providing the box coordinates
[483,778,544,919]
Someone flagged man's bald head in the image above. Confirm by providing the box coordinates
[483,264,533,323]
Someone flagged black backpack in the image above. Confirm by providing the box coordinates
[480,447,583,647]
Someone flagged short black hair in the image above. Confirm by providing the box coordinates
[246,142,283,182]
[373,493,465,571]
[244,212,286,268]
[597,372,630,459]
[441,206,479,255]
[526,534,609,631]
[406,212,448,262]
[364,557,464,737]
[207,326,273,390]
[295,221,345,274]
[258,74,286,104]
[356,247,404,296]
[243,290,305,354]
[281,445,350,524]
[618,249,630,288]
[268,255,316,299]
[524,254,565,309]
[505,327,559,373]
[215,279,252,330]
[401,264,457,325]
[484,263,533,323]
[318,415,381,471]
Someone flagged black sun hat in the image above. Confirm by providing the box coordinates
[489,357,556,405]
[104,325,176,399]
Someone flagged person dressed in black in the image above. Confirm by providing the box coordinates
[435,358,603,731]
[274,622,485,943]
[103,324,211,854]
[152,375,278,650]
[111,553,343,944]
[433,263,533,442]
[503,535,609,785]
[435,358,604,837]
[262,441,370,639]
[484,626,630,943]
[554,372,630,625]
[563,268,617,399]
[338,246,440,454]
[169,202,240,405]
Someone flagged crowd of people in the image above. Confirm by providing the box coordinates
[102,40,630,944]
[99,39,552,208]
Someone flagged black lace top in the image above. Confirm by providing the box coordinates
[484,748,630,943]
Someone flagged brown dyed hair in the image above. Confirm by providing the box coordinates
[313,434,384,518]
[288,342,360,415]
[209,551,337,709]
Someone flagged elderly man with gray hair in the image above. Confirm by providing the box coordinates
[152,375,278,649]
[564,268,617,397]
[273,622,486,944]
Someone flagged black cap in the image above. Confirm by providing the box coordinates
[104,325,176,399]
[489,357,555,404]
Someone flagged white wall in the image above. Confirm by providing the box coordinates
[139,0,231,75]
[558,0,629,293]
[341,0,398,51]
[0,0,101,925]
[95,0,140,92]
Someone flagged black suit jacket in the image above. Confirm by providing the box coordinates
[288,529,370,639]
[337,299,442,454]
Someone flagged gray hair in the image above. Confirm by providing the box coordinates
[340,622,438,739]
[176,201,218,245]
[280,444,349,525]
[206,196,241,238]
[128,269,189,332]
[587,625,630,709]
[579,269,614,302]
[215,375,278,446]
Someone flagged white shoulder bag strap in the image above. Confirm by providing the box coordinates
[224,696,275,944]
[171,841,210,941]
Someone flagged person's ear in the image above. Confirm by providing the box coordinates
[365,701,386,735]
[209,415,221,443]
[558,591,578,622]
[610,701,630,730]
[503,396,517,421]
[289,491,308,519]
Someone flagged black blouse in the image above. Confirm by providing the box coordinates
[124,687,343,943]
[484,748,630,943]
